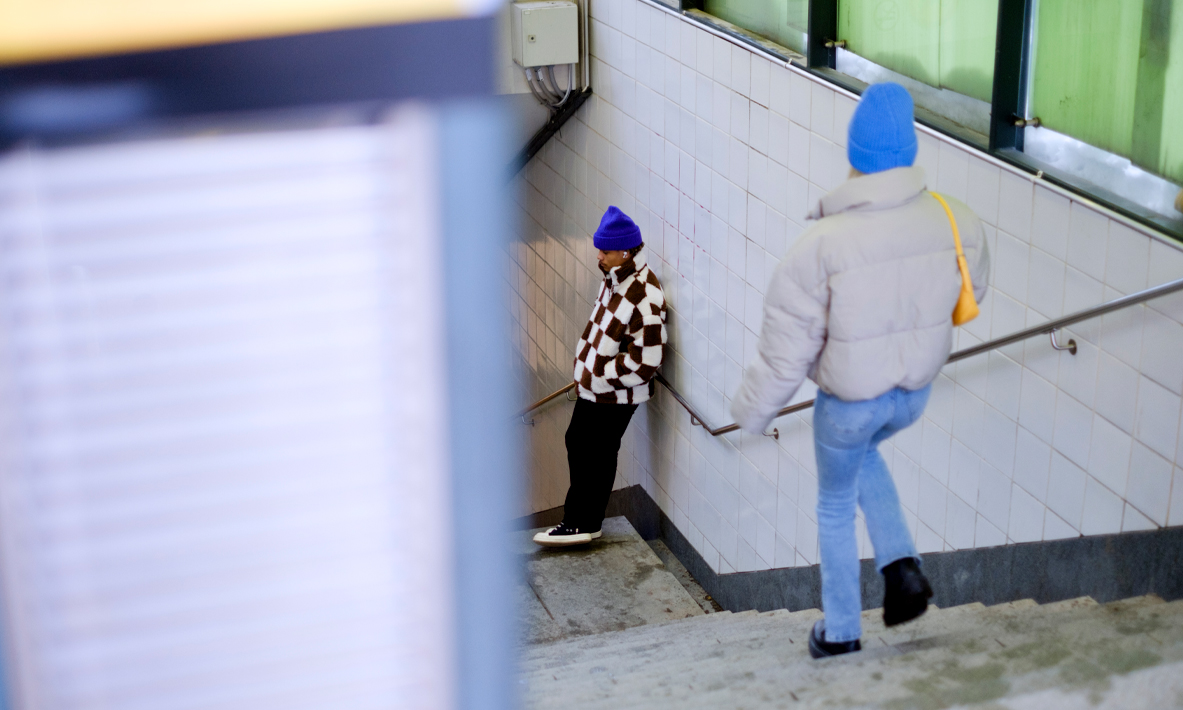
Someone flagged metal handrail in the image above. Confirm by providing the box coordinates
[945,276,1183,363]
[518,276,1183,434]
[517,382,576,422]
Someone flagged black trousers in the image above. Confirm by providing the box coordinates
[562,398,638,532]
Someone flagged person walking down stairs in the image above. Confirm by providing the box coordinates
[731,83,990,659]
[534,207,667,548]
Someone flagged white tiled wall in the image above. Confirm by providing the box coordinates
[508,0,1183,573]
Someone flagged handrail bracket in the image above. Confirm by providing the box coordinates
[1049,329,1077,355]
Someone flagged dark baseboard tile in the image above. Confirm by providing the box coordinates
[513,485,662,534]
[515,485,1183,612]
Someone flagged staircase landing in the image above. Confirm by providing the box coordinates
[516,516,704,645]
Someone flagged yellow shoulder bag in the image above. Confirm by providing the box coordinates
[930,192,979,326]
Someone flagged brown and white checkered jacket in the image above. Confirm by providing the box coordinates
[573,251,667,404]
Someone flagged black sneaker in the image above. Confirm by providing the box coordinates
[808,620,861,659]
[882,557,933,627]
[532,521,602,547]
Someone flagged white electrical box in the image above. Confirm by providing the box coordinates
[511,1,579,68]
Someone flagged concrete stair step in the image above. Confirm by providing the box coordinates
[526,602,1011,693]
[524,612,787,672]
[526,605,992,705]
[526,608,801,662]
[786,598,1161,683]
[522,612,750,675]
[529,607,966,706]
[532,607,1005,705]
[595,597,1183,710]
[757,608,795,618]
[784,598,1183,710]
[529,599,997,678]
[859,599,1037,651]
[520,608,822,681]
[955,658,1183,710]
[520,609,737,663]
[931,599,1183,710]
[523,613,823,708]
[1033,595,1100,613]
[524,596,1178,710]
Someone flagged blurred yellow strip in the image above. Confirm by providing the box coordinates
[0,0,466,66]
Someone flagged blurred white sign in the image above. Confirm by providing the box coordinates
[0,107,453,710]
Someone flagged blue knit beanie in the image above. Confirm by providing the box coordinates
[847,83,918,174]
[593,206,642,251]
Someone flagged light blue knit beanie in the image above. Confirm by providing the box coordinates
[847,83,917,174]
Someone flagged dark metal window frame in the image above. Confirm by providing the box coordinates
[676,0,1183,240]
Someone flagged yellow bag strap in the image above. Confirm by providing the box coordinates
[930,192,973,286]
[930,191,980,326]
[929,192,962,260]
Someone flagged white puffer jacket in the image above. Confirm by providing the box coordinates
[731,166,989,434]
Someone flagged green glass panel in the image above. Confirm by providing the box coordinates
[1034,0,1183,185]
[838,0,997,100]
[1156,2,1183,183]
[938,0,999,103]
[702,0,807,53]
[789,0,808,33]
[1032,0,1143,163]
[839,0,941,87]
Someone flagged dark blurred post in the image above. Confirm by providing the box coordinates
[441,101,520,710]
[0,4,518,709]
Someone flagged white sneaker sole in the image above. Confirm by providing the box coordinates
[532,529,603,547]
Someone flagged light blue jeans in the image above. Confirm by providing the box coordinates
[813,385,930,643]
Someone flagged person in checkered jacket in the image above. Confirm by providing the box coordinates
[534,206,667,547]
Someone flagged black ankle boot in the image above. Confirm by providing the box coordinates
[882,557,933,627]
[808,620,861,659]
